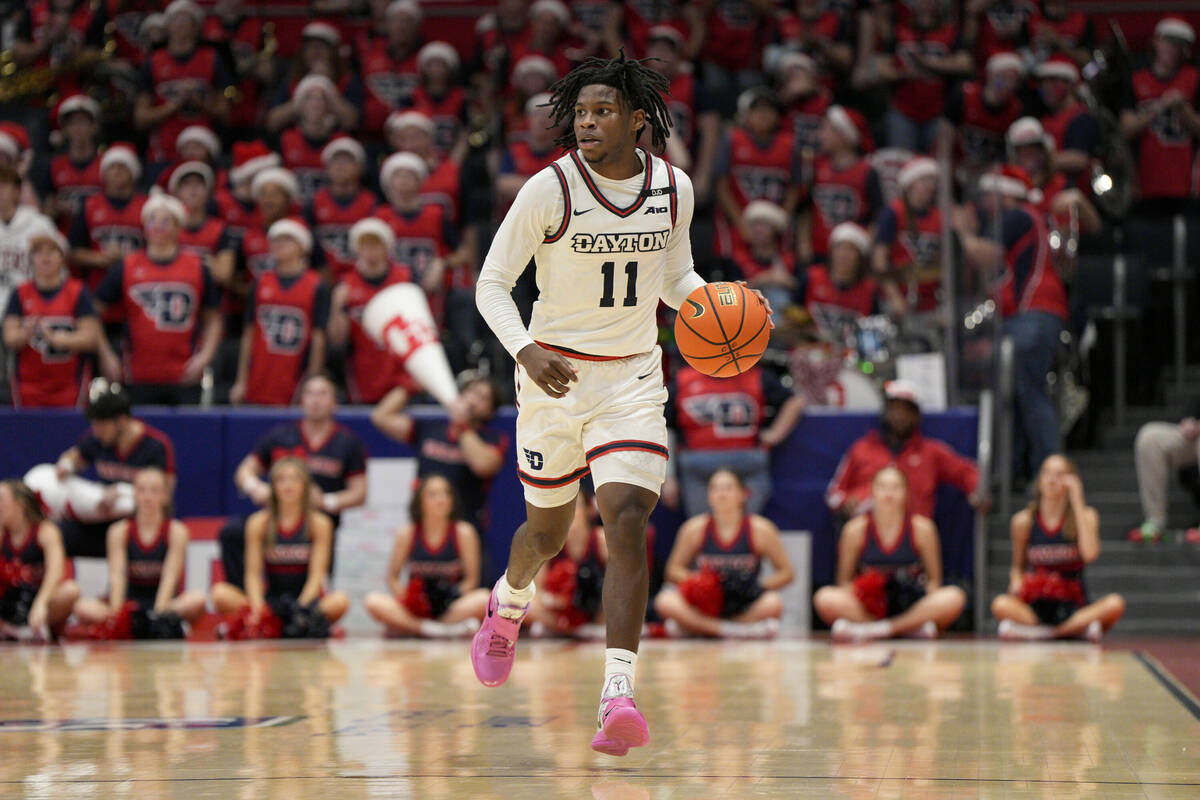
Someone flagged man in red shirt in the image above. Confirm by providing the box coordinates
[43,94,103,233]
[307,138,377,283]
[826,380,984,520]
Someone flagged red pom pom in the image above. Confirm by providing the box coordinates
[63,601,136,641]
[853,570,889,620]
[1020,570,1085,605]
[543,559,578,600]
[680,569,724,617]
[401,577,433,619]
[223,605,283,640]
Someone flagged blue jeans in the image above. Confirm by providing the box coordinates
[1004,311,1063,476]
[678,447,771,519]
[884,108,938,153]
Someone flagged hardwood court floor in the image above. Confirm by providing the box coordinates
[0,638,1196,799]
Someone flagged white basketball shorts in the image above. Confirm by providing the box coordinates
[515,344,669,508]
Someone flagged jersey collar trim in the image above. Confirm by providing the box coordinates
[568,148,653,218]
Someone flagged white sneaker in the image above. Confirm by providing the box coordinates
[1084,620,1103,643]
[910,621,938,640]
[831,618,891,643]
[998,619,1054,641]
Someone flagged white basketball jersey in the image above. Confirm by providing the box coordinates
[527,149,683,357]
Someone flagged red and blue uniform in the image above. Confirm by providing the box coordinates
[942,80,1023,170]
[76,423,176,486]
[48,153,103,233]
[671,366,788,452]
[249,422,367,528]
[411,86,468,158]
[716,126,797,255]
[280,127,340,198]
[1020,511,1087,624]
[1123,64,1200,200]
[859,514,921,574]
[139,45,232,163]
[875,199,944,311]
[4,278,95,408]
[807,156,881,259]
[404,524,464,618]
[125,517,169,607]
[991,205,1068,320]
[263,516,312,600]
[243,270,330,406]
[178,217,234,260]
[203,13,268,130]
[338,264,415,404]
[852,513,926,619]
[0,526,46,624]
[889,21,959,123]
[798,265,879,317]
[69,192,147,321]
[690,515,763,618]
[307,187,380,282]
[406,418,508,533]
[357,35,420,135]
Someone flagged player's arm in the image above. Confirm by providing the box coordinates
[234,453,270,506]
[750,516,794,591]
[911,515,943,591]
[1008,509,1031,593]
[835,516,867,586]
[664,516,707,585]
[475,168,578,397]
[385,525,415,597]
[244,513,268,615]
[456,522,482,593]
[155,521,189,612]
[300,513,334,606]
[106,520,129,614]
[370,387,415,442]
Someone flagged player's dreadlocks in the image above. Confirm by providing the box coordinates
[544,51,673,152]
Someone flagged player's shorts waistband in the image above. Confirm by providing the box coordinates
[535,341,640,362]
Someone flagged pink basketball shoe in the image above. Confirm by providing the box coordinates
[470,584,528,687]
[590,696,650,756]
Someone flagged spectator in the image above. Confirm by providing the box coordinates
[993,454,1125,641]
[814,465,966,642]
[357,0,424,137]
[133,0,232,168]
[693,0,775,116]
[307,138,377,283]
[796,221,880,316]
[474,0,533,84]
[230,219,329,406]
[204,0,276,138]
[371,377,508,534]
[526,488,607,638]
[514,0,575,78]
[602,0,695,61]
[937,51,1025,183]
[48,381,176,558]
[215,141,279,254]
[1029,0,1094,67]
[328,218,414,404]
[279,76,350,197]
[1119,18,1200,212]
[872,156,945,314]
[956,166,1068,479]
[502,54,561,144]
[93,190,223,405]
[0,480,79,640]
[645,25,718,181]
[224,374,367,587]
[266,21,362,134]
[68,144,147,318]
[169,161,237,287]
[1006,117,1101,234]
[1130,405,1200,542]
[155,124,224,191]
[11,0,106,81]
[494,93,562,215]
[826,380,984,519]
[873,0,972,152]
[714,87,800,259]
[772,0,855,89]
[385,111,463,224]
[363,474,489,638]
[0,165,44,324]
[241,167,303,279]
[729,200,797,314]
[3,218,99,408]
[667,363,805,518]
[43,94,103,233]
[654,469,793,639]
[800,105,882,264]
[212,458,351,632]
[776,52,833,155]
[412,41,470,163]
[964,0,1033,66]
[1032,55,1101,190]
[71,467,206,629]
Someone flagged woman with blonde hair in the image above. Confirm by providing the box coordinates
[993,454,1125,641]
[0,479,79,639]
[212,458,349,635]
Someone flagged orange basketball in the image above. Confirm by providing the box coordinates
[674,282,771,377]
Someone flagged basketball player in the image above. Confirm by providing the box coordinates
[471,52,773,756]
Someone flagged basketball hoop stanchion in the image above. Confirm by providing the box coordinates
[974,389,994,634]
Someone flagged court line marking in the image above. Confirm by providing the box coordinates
[1134,649,1200,722]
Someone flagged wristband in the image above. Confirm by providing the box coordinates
[56,456,74,475]
[237,474,263,496]
[321,493,339,513]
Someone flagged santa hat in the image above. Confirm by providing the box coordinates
[385,110,435,138]
[417,41,459,73]
[141,188,187,225]
[250,166,300,200]
[380,151,429,189]
[777,51,818,76]
[979,164,1041,203]
[267,218,313,254]
[176,125,221,158]
[525,92,552,116]
[986,51,1024,77]
[1156,17,1196,45]
[349,217,396,254]
[742,200,790,233]
[302,21,341,47]
[167,161,215,193]
[897,156,939,190]
[884,379,920,407]
[293,74,339,105]
[229,141,281,184]
[529,0,570,26]
[0,122,29,156]
[0,132,19,161]
[829,221,871,255]
[1006,116,1055,157]
[386,0,422,22]
[100,143,142,181]
[163,0,203,25]
[139,13,165,40]
[737,86,782,116]
[54,94,101,128]
[512,54,559,84]
[321,137,366,167]
[1034,54,1080,83]
[826,105,874,152]
[647,25,685,50]
[25,215,69,255]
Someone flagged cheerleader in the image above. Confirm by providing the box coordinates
[993,454,1124,641]
[0,480,79,639]
[814,466,966,642]
[363,475,488,637]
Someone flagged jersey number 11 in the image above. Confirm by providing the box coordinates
[599,260,638,308]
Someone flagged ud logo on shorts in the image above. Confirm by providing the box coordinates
[130,282,196,331]
[523,448,544,471]
[257,305,308,354]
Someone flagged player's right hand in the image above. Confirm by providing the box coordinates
[517,343,578,398]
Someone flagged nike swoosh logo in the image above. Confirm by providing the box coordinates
[614,657,632,664]
[685,299,705,318]
[636,372,654,381]
[573,208,593,216]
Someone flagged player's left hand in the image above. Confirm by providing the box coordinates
[735,281,776,330]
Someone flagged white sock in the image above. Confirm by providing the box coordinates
[495,573,535,620]
[419,620,455,638]
[856,619,894,640]
[999,619,1054,640]
[718,620,750,638]
[602,648,637,699]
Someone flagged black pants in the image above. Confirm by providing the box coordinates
[128,383,201,406]
[219,515,338,590]
[61,519,116,559]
